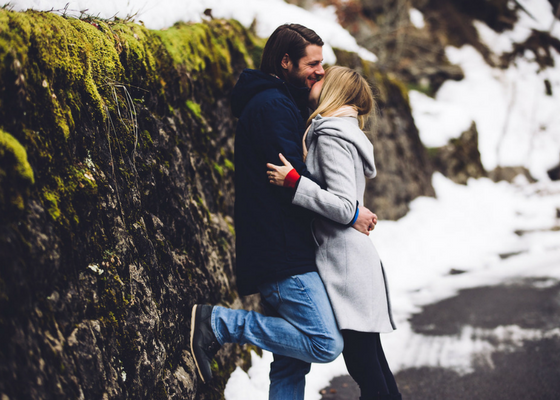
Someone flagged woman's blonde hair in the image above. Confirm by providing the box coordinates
[308,66,375,129]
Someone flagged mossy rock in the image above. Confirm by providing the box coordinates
[0,9,263,400]
[0,128,34,216]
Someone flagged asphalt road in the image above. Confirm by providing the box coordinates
[320,277,560,400]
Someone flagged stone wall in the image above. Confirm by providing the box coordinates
[0,11,261,400]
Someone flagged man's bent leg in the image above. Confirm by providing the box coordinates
[259,271,343,363]
[212,272,343,363]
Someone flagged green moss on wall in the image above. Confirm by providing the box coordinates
[0,128,34,213]
[153,19,256,92]
[223,158,234,171]
[0,8,265,399]
[186,100,202,120]
[0,129,34,183]
[0,9,261,226]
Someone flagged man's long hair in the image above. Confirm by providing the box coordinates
[260,24,324,79]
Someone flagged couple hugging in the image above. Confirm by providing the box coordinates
[190,23,402,400]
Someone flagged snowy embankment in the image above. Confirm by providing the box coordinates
[8,0,376,65]
[8,0,560,399]
[410,0,560,180]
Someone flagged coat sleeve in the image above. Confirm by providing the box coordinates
[292,135,357,225]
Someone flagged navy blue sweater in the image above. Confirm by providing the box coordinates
[232,69,318,296]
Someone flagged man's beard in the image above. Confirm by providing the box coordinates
[285,67,308,88]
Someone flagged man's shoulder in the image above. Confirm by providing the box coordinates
[246,87,297,113]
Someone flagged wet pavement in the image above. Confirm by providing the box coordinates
[320,277,560,400]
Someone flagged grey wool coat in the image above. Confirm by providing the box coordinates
[293,115,396,333]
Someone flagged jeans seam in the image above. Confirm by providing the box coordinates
[294,274,329,338]
[292,276,305,291]
[276,280,283,303]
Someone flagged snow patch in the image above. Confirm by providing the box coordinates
[409,8,425,29]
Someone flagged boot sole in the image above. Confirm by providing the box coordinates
[190,304,207,384]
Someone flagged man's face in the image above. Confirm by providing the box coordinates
[282,44,324,89]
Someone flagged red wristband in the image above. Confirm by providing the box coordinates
[284,168,301,189]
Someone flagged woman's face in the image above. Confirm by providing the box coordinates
[308,78,323,110]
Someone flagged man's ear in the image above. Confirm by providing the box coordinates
[281,53,291,70]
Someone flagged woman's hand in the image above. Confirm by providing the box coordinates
[267,153,294,187]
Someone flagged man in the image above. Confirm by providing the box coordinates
[191,24,377,399]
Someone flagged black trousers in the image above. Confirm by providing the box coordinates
[342,330,402,400]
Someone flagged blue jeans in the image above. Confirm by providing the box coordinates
[212,271,343,400]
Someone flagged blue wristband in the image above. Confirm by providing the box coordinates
[350,207,359,226]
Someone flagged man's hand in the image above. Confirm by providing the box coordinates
[353,206,378,236]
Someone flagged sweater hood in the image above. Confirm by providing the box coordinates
[306,115,377,178]
[231,69,310,118]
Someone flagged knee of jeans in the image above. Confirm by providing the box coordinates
[312,331,344,363]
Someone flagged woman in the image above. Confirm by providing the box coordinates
[267,66,402,400]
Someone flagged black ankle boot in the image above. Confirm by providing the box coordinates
[190,304,221,383]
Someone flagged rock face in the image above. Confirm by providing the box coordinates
[429,122,487,185]
[294,0,465,96]
[364,68,436,220]
[0,9,436,400]
[423,122,536,185]
[0,11,261,400]
[489,166,537,183]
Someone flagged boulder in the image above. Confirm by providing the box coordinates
[429,122,486,185]
[489,166,537,183]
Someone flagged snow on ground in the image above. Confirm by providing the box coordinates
[6,0,560,398]
[376,174,560,374]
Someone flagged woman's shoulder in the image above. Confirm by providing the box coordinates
[312,116,366,143]
[313,115,360,129]
[315,116,364,138]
